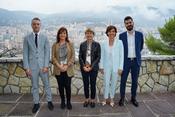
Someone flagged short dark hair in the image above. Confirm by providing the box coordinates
[31,17,41,22]
[56,27,69,43]
[105,25,117,36]
[124,16,133,22]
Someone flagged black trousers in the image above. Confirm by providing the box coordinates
[81,70,98,99]
[56,72,71,102]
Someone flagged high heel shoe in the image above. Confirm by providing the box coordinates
[109,100,115,107]
[110,101,115,107]
[101,101,107,106]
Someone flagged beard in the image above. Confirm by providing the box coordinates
[126,25,133,31]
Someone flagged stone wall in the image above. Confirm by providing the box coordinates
[0,55,175,95]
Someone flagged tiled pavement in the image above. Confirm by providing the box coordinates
[0,92,175,117]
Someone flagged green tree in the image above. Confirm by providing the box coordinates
[145,16,175,55]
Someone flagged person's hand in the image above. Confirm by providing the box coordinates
[25,69,32,78]
[42,67,49,73]
[100,69,104,74]
[87,66,92,72]
[59,64,65,72]
[83,66,89,72]
[118,69,123,76]
[63,64,68,72]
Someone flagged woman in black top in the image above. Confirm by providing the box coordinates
[79,28,101,108]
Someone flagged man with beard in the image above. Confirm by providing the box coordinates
[119,16,144,107]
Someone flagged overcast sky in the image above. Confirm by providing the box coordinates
[0,0,174,14]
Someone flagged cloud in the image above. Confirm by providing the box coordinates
[0,0,114,14]
[0,0,174,16]
[136,6,161,21]
[107,0,175,22]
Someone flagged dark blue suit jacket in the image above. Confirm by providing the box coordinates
[119,31,144,67]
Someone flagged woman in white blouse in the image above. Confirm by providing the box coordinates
[100,25,124,107]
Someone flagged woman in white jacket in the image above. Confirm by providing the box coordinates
[100,25,124,107]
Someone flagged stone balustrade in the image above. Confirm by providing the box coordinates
[0,55,175,95]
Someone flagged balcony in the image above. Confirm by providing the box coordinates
[0,55,175,116]
[0,55,175,94]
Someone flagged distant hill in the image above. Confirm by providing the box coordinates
[0,7,174,27]
[0,8,44,26]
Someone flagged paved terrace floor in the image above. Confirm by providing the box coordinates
[0,92,175,117]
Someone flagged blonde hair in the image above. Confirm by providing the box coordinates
[85,28,95,35]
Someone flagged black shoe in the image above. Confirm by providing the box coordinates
[90,102,95,108]
[48,101,54,110]
[60,101,66,109]
[83,101,89,107]
[131,99,139,107]
[67,102,72,110]
[119,98,125,106]
[32,104,40,113]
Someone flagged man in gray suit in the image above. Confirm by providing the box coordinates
[23,17,54,113]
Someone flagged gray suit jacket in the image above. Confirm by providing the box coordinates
[23,32,50,70]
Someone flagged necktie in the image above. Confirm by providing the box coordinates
[35,33,38,48]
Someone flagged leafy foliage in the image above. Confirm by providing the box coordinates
[146,16,175,55]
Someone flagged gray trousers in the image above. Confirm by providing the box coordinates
[31,67,52,104]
